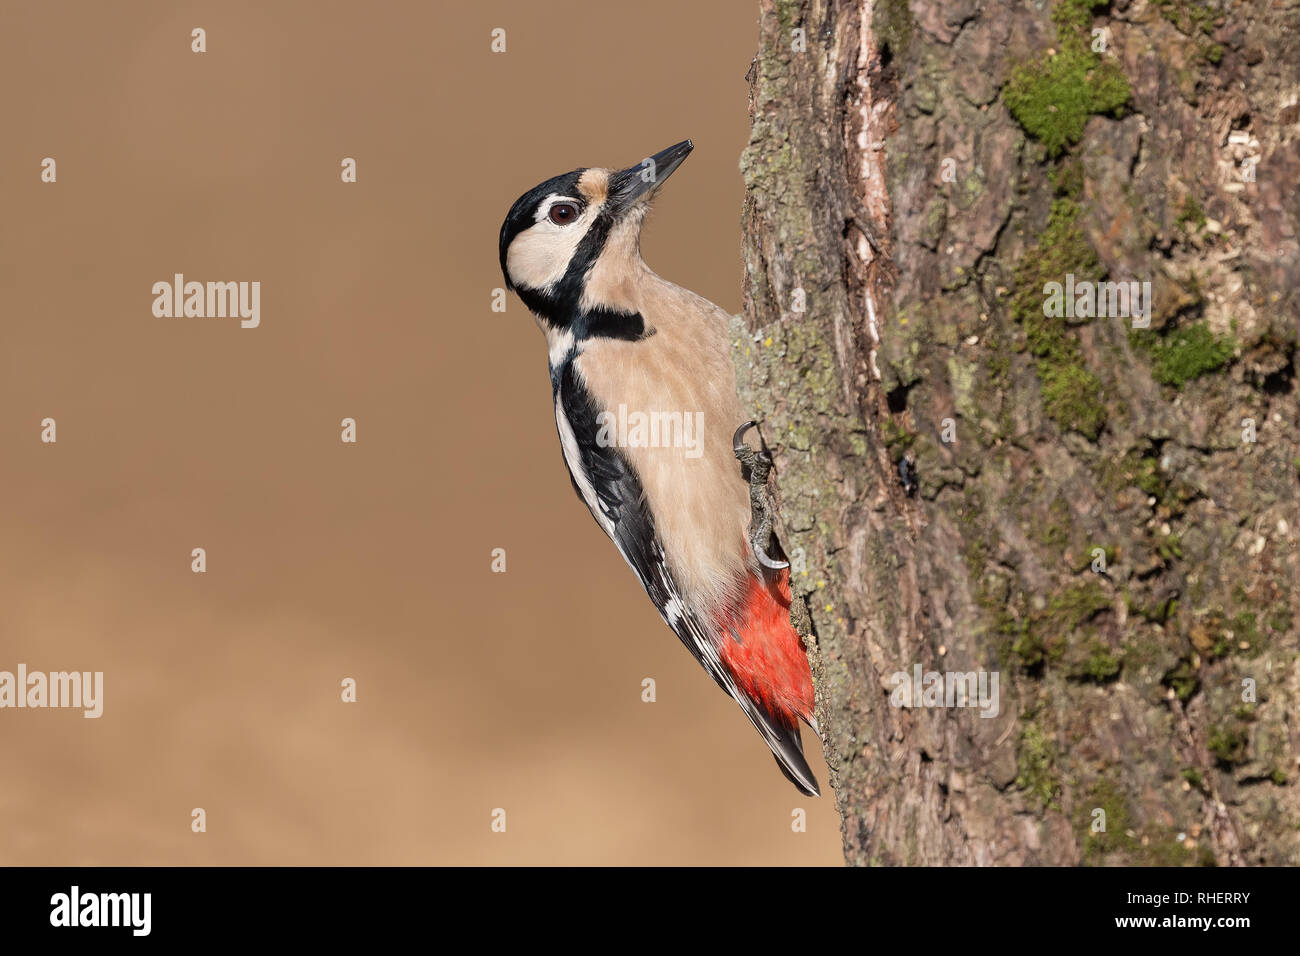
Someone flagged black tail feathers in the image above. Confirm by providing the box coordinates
[734,692,821,796]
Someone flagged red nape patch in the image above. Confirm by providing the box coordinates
[716,569,814,725]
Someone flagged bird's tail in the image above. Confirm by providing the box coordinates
[734,692,821,796]
[717,568,821,796]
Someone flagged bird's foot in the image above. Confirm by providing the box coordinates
[733,421,789,570]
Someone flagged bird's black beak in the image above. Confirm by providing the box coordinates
[608,140,694,212]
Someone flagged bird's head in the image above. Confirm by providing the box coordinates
[498,140,693,327]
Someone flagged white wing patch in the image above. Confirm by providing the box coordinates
[545,326,576,369]
[554,393,614,537]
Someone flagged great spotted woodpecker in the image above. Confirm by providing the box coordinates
[498,141,820,795]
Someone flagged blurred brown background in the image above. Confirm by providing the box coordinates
[0,0,841,864]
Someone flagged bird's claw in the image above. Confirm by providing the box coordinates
[754,541,790,571]
[734,421,790,571]
[733,420,757,458]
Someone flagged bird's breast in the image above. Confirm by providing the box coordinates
[571,307,755,617]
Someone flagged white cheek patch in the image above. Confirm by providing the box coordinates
[506,198,600,291]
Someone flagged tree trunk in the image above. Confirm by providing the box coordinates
[735,0,1300,865]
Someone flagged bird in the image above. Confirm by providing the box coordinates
[498,140,820,795]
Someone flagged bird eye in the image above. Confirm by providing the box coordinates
[549,203,578,225]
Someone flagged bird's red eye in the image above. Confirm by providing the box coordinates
[549,203,578,225]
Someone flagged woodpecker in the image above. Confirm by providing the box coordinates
[499,140,820,795]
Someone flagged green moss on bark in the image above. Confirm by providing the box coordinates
[1012,198,1107,438]
[1137,322,1236,388]
[1003,0,1131,157]
[1016,721,1061,808]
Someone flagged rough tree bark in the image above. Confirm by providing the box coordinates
[734,0,1299,865]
